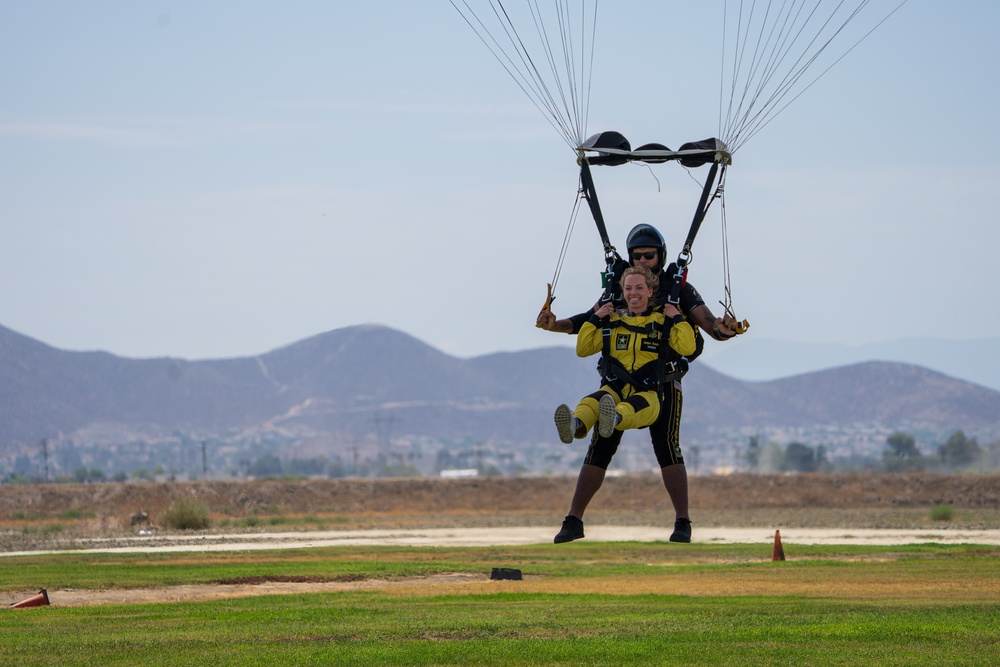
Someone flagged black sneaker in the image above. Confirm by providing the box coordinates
[669,518,692,543]
[553,515,584,543]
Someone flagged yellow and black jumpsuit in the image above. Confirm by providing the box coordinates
[573,309,696,434]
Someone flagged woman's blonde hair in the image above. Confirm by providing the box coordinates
[620,265,659,294]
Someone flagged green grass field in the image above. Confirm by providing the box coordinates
[2,542,998,666]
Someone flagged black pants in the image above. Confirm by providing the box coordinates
[583,379,684,469]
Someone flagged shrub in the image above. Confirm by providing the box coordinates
[162,499,210,530]
[22,524,64,535]
[930,503,955,522]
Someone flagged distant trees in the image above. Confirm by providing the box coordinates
[73,467,106,483]
[882,431,924,472]
[4,428,999,483]
[937,430,982,470]
[247,454,283,478]
[887,432,920,459]
[12,455,36,479]
[377,461,421,477]
[326,459,349,478]
[880,429,988,472]
[781,442,828,472]
[743,437,828,473]
[984,439,1000,469]
[740,429,997,474]
[745,436,760,470]
[244,454,353,479]
[285,457,330,477]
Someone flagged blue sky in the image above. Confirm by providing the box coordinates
[2,2,998,362]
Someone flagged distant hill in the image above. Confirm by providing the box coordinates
[683,361,1000,429]
[2,323,999,455]
[700,336,1000,392]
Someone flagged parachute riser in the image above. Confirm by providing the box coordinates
[578,156,621,304]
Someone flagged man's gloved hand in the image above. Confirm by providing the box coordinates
[721,314,749,336]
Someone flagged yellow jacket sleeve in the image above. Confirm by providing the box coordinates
[668,320,697,357]
[576,319,604,358]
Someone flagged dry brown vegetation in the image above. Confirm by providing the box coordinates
[1,472,998,550]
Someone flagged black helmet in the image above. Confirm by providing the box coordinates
[626,223,667,268]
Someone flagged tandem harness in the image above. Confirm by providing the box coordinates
[575,132,727,397]
[597,316,689,402]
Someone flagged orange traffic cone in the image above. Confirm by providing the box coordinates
[10,588,49,609]
[772,530,785,561]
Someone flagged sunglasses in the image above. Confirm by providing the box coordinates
[630,251,658,261]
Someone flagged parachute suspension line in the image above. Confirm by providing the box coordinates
[526,0,592,148]
[451,0,577,148]
[548,183,586,303]
[719,0,732,139]
[720,0,759,144]
[726,0,864,150]
[723,0,850,151]
[720,0,910,153]
[733,0,910,149]
[715,169,749,334]
[582,3,598,144]
[449,0,598,150]
[717,169,735,316]
[726,0,811,143]
[529,0,599,147]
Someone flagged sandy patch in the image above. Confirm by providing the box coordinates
[4,525,1000,558]
[17,572,489,607]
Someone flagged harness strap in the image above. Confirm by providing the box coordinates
[599,316,674,394]
[602,356,658,393]
[656,355,689,395]
[613,320,660,335]
[655,312,694,398]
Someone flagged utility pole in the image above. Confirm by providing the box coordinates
[39,438,49,483]
[351,438,358,477]
[201,441,208,479]
[373,412,397,457]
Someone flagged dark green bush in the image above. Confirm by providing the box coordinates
[930,503,956,522]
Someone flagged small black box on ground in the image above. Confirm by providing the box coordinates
[490,567,522,581]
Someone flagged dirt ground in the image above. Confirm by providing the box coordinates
[5,472,1000,515]
[2,473,999,549]
[24,572,494,608]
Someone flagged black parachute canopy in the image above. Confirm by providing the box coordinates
[579,131,731,168]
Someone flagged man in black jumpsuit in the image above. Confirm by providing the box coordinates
[536,223,737,543]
